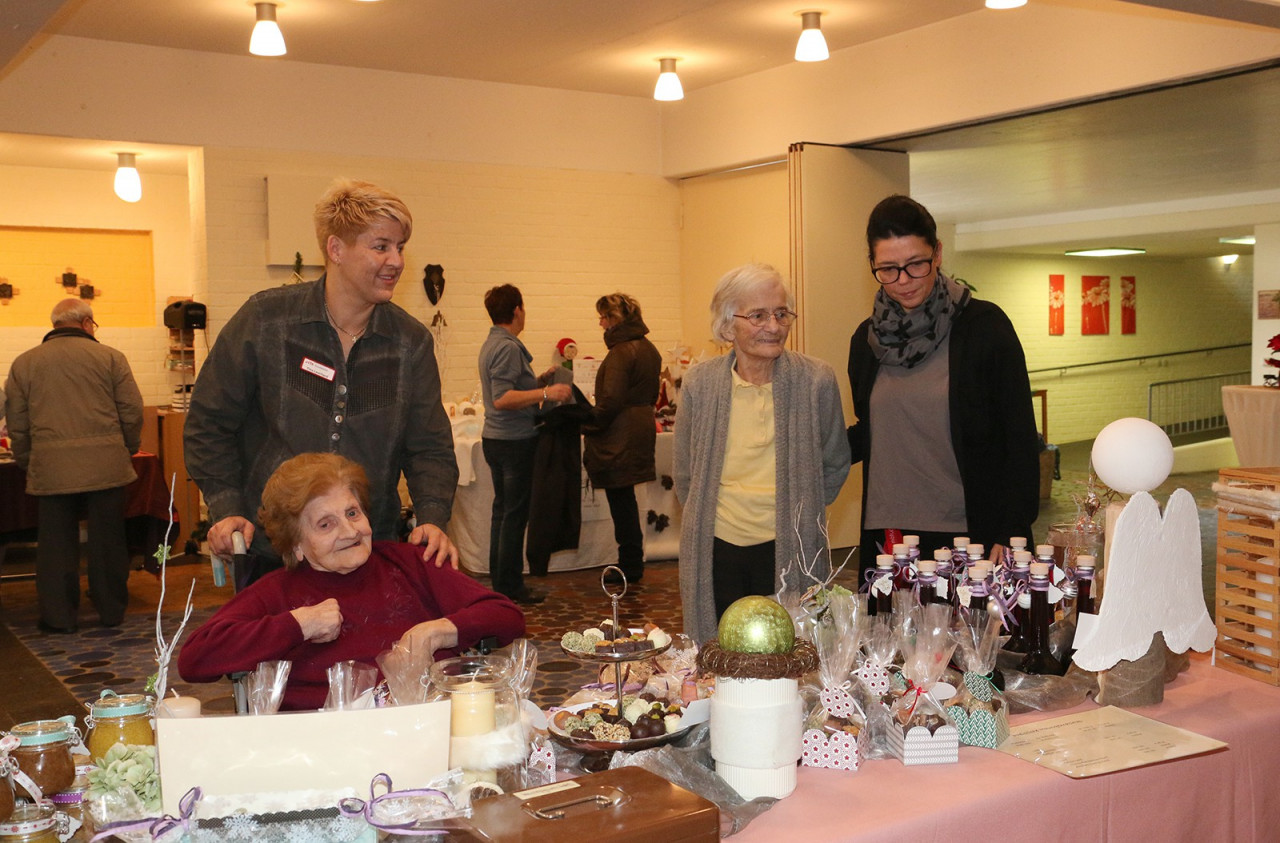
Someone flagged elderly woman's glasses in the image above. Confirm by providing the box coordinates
[871,257,935,285]
[734,309,797,328]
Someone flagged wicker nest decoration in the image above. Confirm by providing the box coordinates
[697,637,819,680]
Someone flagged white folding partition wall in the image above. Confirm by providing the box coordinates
[787,143,909,549]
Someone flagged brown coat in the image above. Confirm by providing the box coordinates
[583,317,661,489]
[5,328,143,495]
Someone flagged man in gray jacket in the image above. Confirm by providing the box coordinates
[5,299,144,633]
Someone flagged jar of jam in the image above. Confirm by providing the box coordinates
[0,803,59,843]
[0,769,13,823]
[85,691,154,761]
[7,719,77,798]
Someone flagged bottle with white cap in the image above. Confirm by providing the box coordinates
[869,553,896,617]
[1001,549,1032,653]
[916,558,939,606]
[1065,554,1098,665]
[1019,561,1067,675]
[933,548,953,605]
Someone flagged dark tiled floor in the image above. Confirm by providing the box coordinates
[0,438,1221,730]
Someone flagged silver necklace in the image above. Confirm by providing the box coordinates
[324,300,367,340]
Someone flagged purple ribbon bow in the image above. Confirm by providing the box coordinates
[89,787,201,842]
[338,773,456,835]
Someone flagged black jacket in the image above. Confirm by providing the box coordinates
[583,317,662,489]
[847,298,1040,552]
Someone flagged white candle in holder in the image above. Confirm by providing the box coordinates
[450,680,496,735]
[157,696,202,718]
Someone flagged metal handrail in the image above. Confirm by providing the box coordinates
[1027,343,1248,376]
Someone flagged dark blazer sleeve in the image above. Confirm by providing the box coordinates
[953,303,1040,543]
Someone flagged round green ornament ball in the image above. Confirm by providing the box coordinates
[717,595,796,654]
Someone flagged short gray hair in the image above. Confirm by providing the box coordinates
[51,298,92,327]
[708,263,795,344]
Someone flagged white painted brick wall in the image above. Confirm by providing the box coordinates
[198,148,683,402]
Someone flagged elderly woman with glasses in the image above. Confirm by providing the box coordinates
[674,264,850,643]
[848,195,1040,575]
[179,453,525,710]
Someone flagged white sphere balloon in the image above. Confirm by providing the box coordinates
[1090,417,1174,494]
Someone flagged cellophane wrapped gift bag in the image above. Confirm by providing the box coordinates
[947,603,1010,748]
[887,603,959,766]
[800,589,865,770]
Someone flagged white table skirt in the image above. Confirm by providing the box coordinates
[449,430,681,575]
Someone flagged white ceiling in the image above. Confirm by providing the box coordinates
[5,0,1280,259]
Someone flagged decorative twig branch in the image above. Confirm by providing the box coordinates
[151,473,196,704]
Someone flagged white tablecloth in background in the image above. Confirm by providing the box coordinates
[1222,385,1280,466]
[448,424,681,575]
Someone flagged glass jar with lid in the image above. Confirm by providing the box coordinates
[6,718,77,798]
[85,691,154,761]
[0,803,60,843]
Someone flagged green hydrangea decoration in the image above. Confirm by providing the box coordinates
[85,743,161,812]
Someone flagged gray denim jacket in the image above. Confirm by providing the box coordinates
[184,277,457,555]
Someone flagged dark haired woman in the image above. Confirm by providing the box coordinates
[848,194,1040,573]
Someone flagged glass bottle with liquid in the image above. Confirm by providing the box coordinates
[891,543,912,591]
[933,548,953,605]
[1001,549,1032,653]
[1066,554,1098,665]
[869,553,896,617]
[915,558,939,606]
[1019,561,1067,676]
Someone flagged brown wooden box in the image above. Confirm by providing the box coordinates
[1215,467,1280,685]
[461,766,719,842]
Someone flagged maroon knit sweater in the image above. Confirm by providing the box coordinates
[179,541,526,710]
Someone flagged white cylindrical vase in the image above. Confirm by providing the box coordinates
[710,676,803,799]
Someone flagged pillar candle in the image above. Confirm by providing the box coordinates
[450,681,496,736]
[157,696,202,718]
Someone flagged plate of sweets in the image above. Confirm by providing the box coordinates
[547,694,707,753]
[559,621,673,663]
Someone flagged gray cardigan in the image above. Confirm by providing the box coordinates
[674,350,851,643]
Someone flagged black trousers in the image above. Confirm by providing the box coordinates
[483,436,538,598]
[603,485,644,579]
[36,486,130,628]
[711,537,777,621]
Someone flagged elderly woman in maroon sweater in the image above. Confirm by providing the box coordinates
[179,453,525,710]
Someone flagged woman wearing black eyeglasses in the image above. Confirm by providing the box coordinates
[847,194,1040,576]
[675,263,851,643]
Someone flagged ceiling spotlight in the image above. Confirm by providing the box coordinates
[985,0,1028,8]
[250,2,287,57]
[114,153,141,203]
[1064,248,1146,257]
[1219,235,1255,246]
[795,11,829,62]
[654,58,684,102]
[1221,254,1240,266]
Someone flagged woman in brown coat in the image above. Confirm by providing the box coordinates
[583,293,662,584]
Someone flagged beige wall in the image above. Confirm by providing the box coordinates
[198,147,683,403]
[951,252,1254,444]
[677,162,791,356]
[0,163,194,405]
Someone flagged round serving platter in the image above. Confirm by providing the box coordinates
[545,700,694,754]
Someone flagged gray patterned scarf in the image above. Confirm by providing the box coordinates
[868,272,971,368]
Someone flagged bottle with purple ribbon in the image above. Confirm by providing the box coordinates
[1065,554,1098,665]
[868,553,896,617]
[916,558,939,606]
[1001,549,1032,653]
[933,548,954,606]
[960,562,990,614]
[1019,561,1067,675]
[891,542,912,591]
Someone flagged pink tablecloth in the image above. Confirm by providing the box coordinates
[737,655,1279,842]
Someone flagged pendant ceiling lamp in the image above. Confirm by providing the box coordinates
[250,2,287,57]
[653,58,684,101]
[985,0,1028,8]
[794,11,829,62]
[114,153,141,203]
